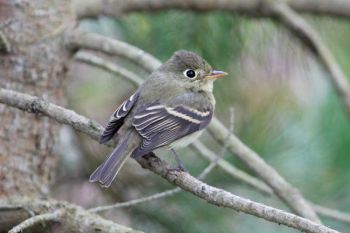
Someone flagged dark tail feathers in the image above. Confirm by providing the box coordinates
[89,133,133,187]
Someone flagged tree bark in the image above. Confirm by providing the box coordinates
[0,0,75,197]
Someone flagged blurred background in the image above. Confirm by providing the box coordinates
[54,12,350,232]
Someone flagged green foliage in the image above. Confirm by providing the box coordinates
[120,12,242,66]
[318,90,350,188]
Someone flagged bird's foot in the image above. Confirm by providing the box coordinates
[170,149,188,172]
[168,165,188,173]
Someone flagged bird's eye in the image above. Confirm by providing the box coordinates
[184,69,197,79]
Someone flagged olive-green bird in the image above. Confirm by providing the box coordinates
[90,50,227,187]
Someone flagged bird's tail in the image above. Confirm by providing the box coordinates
[89,131,139,187]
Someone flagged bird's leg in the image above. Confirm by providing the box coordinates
[170,149,188,172]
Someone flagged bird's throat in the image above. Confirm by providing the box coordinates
[200,80,214,93]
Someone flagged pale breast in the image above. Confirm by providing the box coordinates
[167,130,204,149]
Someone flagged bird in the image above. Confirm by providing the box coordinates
[89,50,227,187]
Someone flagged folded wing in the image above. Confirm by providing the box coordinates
[99,92,140,144]
[132,103,212,158]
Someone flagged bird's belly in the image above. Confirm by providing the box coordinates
[167,130,204,149]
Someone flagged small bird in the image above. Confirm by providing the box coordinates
[90,50,227,187]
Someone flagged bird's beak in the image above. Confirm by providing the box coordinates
[204,70,228,80]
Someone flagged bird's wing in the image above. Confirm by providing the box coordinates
[100,92,140,144]
[132,102,212,158]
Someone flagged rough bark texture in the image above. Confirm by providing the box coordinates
[0,0,75,197]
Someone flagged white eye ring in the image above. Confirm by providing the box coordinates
[183,69,197,79]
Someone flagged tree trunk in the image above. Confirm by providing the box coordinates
[0,0,75,197]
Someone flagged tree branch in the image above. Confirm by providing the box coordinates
[90,188,180,212]
[0,88,339,233]
[9,210,63,233]
[65,29,320,221]
[267,1,350,117]
[75,51,143,86]
[312,204,350,224]
[65,29,161,72]
[73,0,350,20]
[191,141,273,195]
[1,198,143,233]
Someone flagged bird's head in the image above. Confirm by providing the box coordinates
[160,50,227,91]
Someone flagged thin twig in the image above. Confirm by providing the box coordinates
[8,209,64,233]
[0,30,11,53]
[0,204,35,217]
[65,29,162,72]
[75,52,143,86]
[0,205,23,211]
[190,141,273,195]
[89,188,180,212]
[0,88,338,233]
[312,204,350,223]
